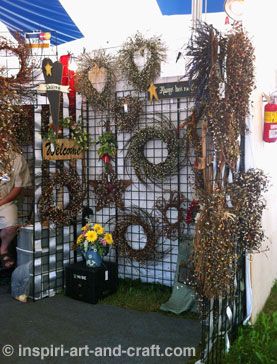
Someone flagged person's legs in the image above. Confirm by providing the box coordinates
[0,226,18,268]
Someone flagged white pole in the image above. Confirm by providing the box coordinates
[192,0,203,28]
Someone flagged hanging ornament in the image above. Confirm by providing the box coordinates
[148,82,159,103]
[88,64,107,93]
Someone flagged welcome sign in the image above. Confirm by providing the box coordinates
[43,139,84,160]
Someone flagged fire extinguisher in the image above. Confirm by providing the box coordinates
[263,92,277,143]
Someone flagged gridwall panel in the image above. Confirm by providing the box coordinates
[85,89,195,287]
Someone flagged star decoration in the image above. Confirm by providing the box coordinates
[89,172,132,211]
[148,82,159,103]
[45,63,52,76]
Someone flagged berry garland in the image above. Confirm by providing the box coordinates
[125,119,185,185]
[39,169,85,226]
[76,50,116,111]
[117,32,166,91]
[228,169,269,253]
[112,207,163,264]
[112,95,143,132]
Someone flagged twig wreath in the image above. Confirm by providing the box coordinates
[0,36,33,90]
[39,169,85,226]
[112,207,163,264]
[125,119,185,185]
[76,50,116,111]
[155,191,187,240]
[112,95,143,132]
[44,117,90,150]
[117,32,166,91]
[0,36,34,177]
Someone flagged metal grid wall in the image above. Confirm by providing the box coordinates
[0,37,86,299]
[85,89,195,286]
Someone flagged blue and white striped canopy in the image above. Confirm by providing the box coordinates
[0,0,83,45]
[156,0,225,15]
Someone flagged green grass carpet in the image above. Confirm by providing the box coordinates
[100,278,199,320]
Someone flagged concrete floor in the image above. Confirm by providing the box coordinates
[0,282,201,364]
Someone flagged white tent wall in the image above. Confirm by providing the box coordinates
[243,0,277,321]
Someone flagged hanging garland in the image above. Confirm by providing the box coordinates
[183,22,264,299]
[155,191,187,240]
[125,119,185,185]
[0,36,33,90]
[192,189,238,299]
[39,169,85,226]
[226,27,255,134]
[186,22,225,115]
[75,50,116,111]
[112,207,163,264]
[117,32,166,91]
[44,116,90,150]
[228,169,269,253]
[112,95,143,132]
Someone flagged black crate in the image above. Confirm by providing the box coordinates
[65,261,118,304]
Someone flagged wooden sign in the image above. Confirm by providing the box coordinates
[154,81,191,99]
[43,139,84,160]
[41,58,63,127]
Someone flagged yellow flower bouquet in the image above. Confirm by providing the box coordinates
[72,222,113,267]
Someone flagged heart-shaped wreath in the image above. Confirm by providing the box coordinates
[117,32,166,91]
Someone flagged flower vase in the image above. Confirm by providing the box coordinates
[84,247,102,268]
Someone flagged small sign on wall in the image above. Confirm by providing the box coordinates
[42,139,84,160]
[155,81,190,99]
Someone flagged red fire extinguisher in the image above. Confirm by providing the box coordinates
[263,92,277,143]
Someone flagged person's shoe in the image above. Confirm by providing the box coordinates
[0,253,16,270]
[14,295,28,303]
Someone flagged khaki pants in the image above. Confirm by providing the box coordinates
[0,202,18,229]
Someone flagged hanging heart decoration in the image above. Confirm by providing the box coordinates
[88,64,107,93]
[76,50,116,111]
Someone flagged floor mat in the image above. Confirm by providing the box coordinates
[0,293,201,363]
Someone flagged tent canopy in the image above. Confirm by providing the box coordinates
[156,0,225,15]
[0,0,83,45]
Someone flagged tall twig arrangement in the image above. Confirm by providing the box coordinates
[185,22,267,299]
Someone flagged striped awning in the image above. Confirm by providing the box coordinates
[156,0,225,15]
[0,0,83,45]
